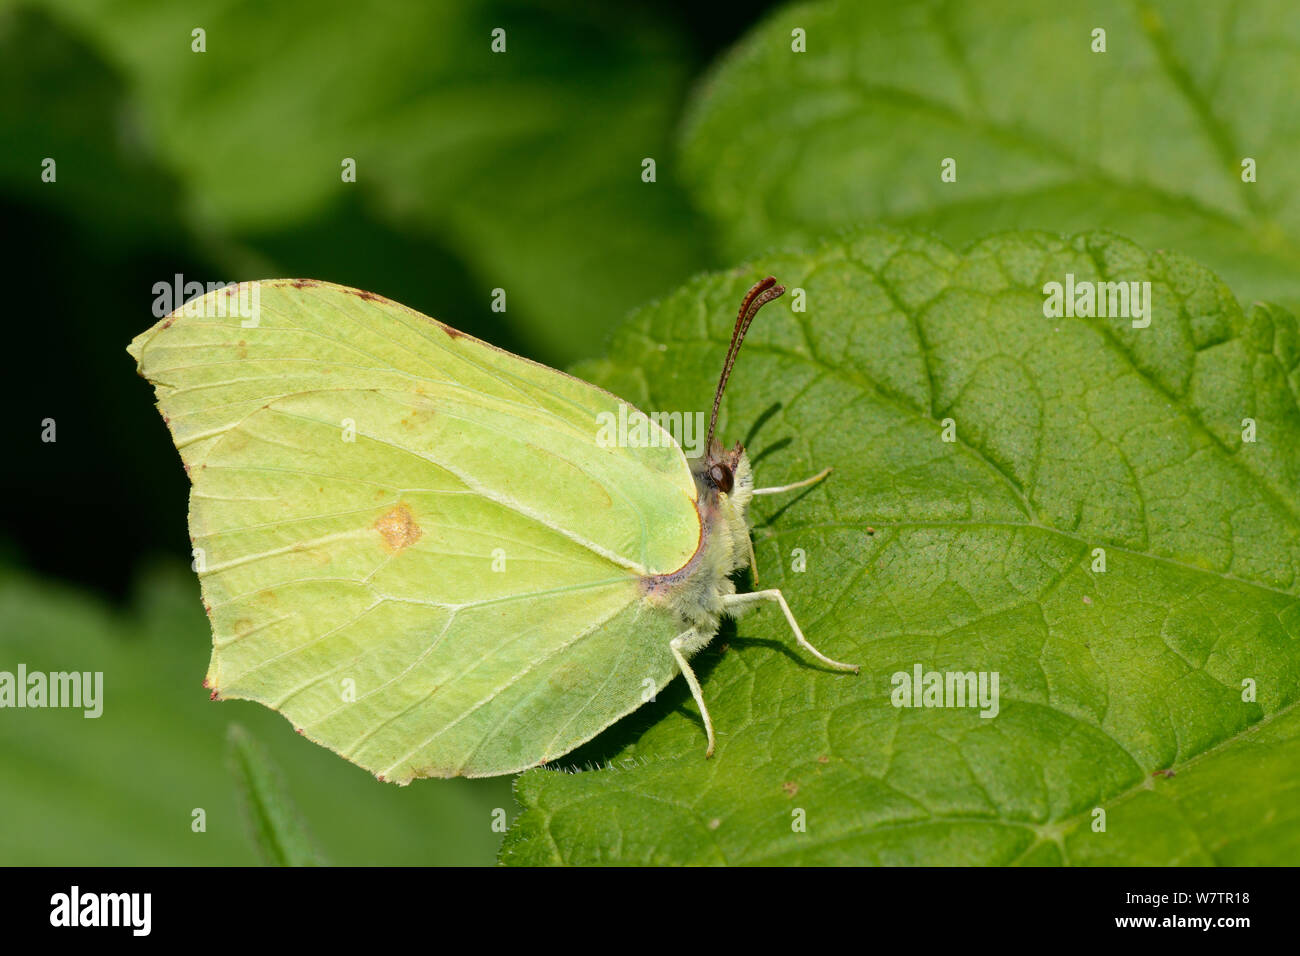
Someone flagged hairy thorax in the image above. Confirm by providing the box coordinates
[639,443,754,634]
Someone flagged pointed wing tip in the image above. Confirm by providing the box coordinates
[127,277,276,371]
[125,334,147,367]
[126,309,183,369]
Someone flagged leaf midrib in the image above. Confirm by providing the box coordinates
[761,518,1297,602]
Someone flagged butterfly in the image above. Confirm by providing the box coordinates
[129,276,856,781]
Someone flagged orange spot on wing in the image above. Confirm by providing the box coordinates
[374,503,423,552]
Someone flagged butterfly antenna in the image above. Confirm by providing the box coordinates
[706,276,786,452]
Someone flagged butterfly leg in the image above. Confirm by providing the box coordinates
[669,629,717,757]
[723,589,859,672]
[752,466,832,496]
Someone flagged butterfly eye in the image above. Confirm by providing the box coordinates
[710,463,734,494]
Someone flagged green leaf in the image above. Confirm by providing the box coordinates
[681,0,1300,313]
[226,723,325,865]
[501,229,1300,865]
[0,562,513,864]
[28,0,712,362]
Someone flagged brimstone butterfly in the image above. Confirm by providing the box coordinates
[128,276,857,781]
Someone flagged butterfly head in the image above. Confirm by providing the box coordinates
[695,437,747,494]
[692,438,754,527]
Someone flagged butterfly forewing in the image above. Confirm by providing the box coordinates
[129,280,700,779]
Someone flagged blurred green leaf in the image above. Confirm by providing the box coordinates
[26,0,714,362]
[226,723,325,866]
[681,0,1300,312]
[502,229,1300,864]
[0,4,183,242]
[0,562,514,864]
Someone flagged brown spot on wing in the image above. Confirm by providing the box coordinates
[375,503,423,551]
[400,406,435,429]
[441,323,466,339]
